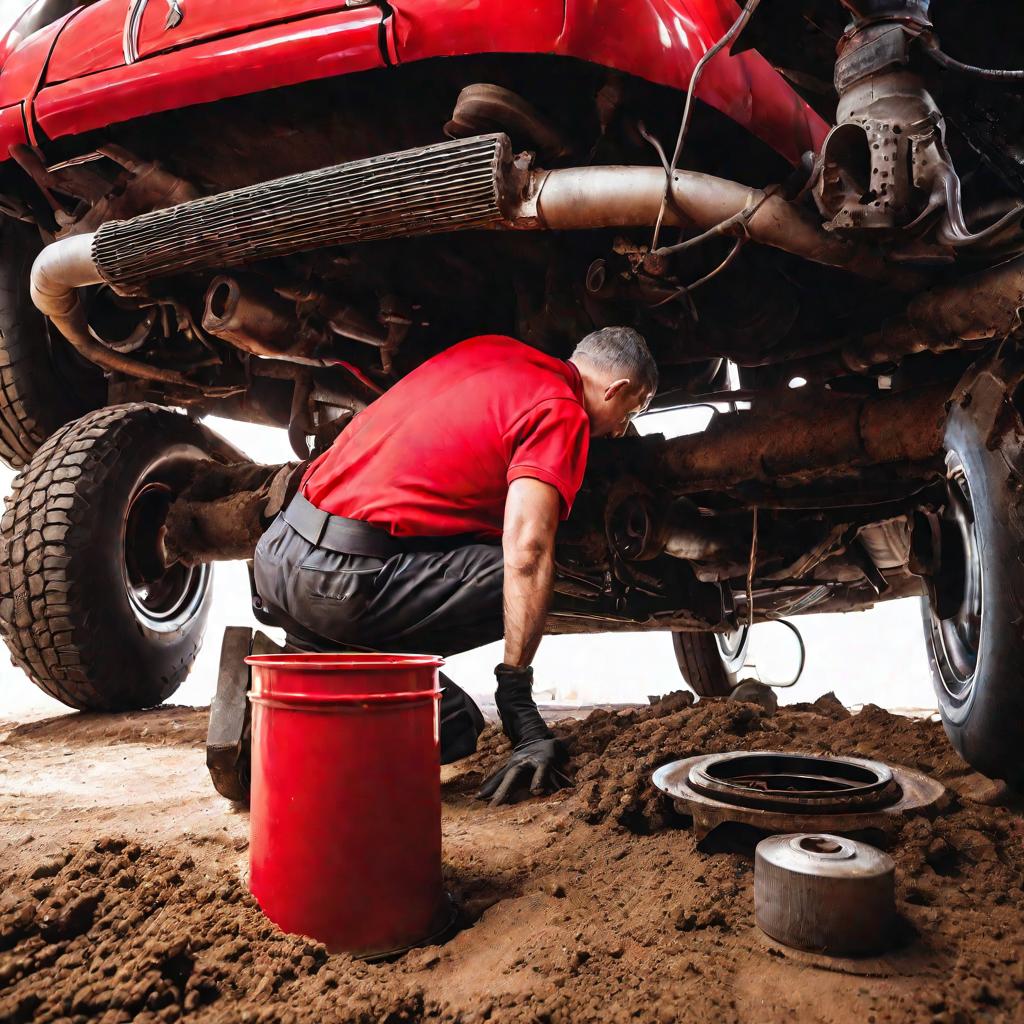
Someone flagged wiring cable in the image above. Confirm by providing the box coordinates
[745,505,758,629]
[637,120,672,177]
[653,187,774,258]
[651,0,763,251]
[921,34,1024,81]
[648,235,747,308]
[758,617,807,688]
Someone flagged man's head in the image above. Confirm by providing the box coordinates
[569,327,658,438]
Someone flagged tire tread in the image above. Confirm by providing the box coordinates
[671,631,733,698]
[0,403,210,710]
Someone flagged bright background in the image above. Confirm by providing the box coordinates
[0,410,938,720]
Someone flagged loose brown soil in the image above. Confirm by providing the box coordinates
[1,693,1022,1023]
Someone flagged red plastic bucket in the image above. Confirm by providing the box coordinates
[245,652,447,957]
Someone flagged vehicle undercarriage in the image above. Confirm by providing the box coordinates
[2,0,1024,782]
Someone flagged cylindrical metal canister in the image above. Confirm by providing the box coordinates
[754,832,896,955]
[246,652,445,957]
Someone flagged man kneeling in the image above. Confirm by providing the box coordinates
[254,327,657,803]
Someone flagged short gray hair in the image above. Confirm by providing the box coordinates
[571,326,658,396]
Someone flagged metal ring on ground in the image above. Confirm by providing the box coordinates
[687,751,901,814]
[652,751,945,843]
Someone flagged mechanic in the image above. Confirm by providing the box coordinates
[254,327,657,804]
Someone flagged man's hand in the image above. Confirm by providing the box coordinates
[478,737,572,806]
[477,663,574,806]
[484,478,565,806]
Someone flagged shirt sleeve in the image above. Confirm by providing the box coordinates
[506,399,590,518]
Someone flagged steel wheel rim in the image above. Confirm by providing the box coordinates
[121,451,210,634]
[716,626,749,672]
[930,454,983,703]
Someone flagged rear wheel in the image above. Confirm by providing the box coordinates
[0,219,104,468]
[0,404,218,710]
[671,627,750,697]
[921,365,1024,786]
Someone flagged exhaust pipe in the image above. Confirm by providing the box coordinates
[30,233,198,387]
[27,132,946,376]
[82,133,912,293]
[516,166,922,288]
[202,275,304,359]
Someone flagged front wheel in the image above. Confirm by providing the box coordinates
[921,365,1024,786]
[0,404,220,710]
[671,626,750,697]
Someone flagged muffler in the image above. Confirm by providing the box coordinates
[201,275,304,359]
[92,134,517,293]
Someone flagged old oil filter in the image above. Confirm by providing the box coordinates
[754,832,896,955]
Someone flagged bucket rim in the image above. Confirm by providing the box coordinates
[245,652,445,671]
[249,689,441,708]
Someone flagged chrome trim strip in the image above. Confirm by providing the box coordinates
[123,0,149,64]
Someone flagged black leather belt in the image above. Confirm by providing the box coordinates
[280,492,490,558]
[276,489,491,557]
[281,492,406,558]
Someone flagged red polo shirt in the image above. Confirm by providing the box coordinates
[300,335,591,539]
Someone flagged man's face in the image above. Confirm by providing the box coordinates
[591,378,653,438]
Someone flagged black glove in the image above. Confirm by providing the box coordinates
[477,737,572,806]
[476,664,573,805]
[492,663,550,745]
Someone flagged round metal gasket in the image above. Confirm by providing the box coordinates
[652,751,945,843]
[687,751,901,814]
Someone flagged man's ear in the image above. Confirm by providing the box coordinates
[603,378,631,401]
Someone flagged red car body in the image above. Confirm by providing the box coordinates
[0,0,827,166]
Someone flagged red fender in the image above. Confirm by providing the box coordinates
[389,0,828,164]
[34,7,385,142]
[0,13,80,158]
[0,0,826,166]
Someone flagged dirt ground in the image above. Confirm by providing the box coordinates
[1,691,1022,1024]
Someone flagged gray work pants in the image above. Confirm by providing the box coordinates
[253,514,505,657]
[254,514,505,762]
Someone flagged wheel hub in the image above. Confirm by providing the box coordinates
[122,467,209,634]
[928,455,984,701]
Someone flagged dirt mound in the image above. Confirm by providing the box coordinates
[1,697,1023,1023]
[2,706,208,748]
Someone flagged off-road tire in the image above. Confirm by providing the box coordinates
[671,628,749,697]
[921,362,1024,786]
[0,404,216,710]
[0,218,104,468]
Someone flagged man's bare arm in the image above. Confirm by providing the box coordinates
[501,477,561,668]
